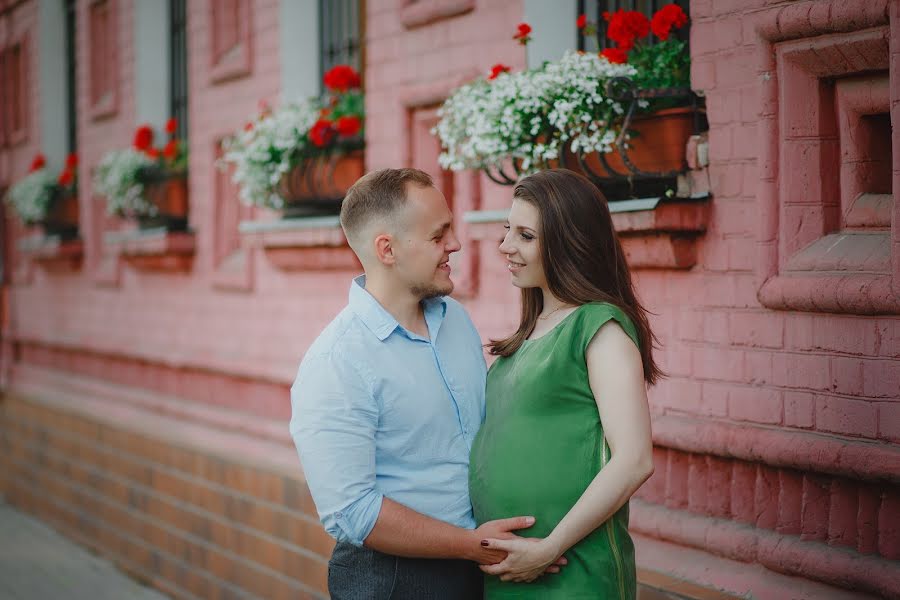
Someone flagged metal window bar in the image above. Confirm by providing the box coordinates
[169,0,188,141]
[577,0,690,52]
[65,0,77,154]
[318,0,362,93]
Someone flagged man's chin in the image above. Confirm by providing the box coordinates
[412,279,454,300]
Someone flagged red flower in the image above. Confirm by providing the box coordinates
[165,118,178,135]
[309,119,336,147]
[163,139,179,160]
[323,65,361,92]
[244,121,254,132]
[600,47,628,64]
[488,63,511,80]
[133,125,155,151]
[651,4,688,40]
[513,22,532,45]
[57,168,74,186]
[28,153,47,173]
[604,9,650,50]
[335,115,362,138]
[576,14,588,29]
[65,153,78,169]
[145,147,161,159]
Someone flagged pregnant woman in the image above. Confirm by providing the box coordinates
[469,169,660,599]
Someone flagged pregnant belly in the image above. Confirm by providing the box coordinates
[470,421,600,538]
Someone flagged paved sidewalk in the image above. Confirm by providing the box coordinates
[0,498,169,600]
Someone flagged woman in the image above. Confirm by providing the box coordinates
[469,169,661,599]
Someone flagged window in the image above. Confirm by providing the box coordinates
[66,0,77,152]
[170,0,188,140]
[319,0,362,92]
[88,0,117,118]
[577,0,690,52]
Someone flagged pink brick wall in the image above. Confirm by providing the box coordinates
[2,0,899,597]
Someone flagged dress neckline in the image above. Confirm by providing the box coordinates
[523,304,585,343]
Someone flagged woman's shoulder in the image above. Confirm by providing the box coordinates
[573,302,640,349]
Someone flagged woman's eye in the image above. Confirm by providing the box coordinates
[521,233,534,241]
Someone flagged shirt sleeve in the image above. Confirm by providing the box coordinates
[289,351,384,546]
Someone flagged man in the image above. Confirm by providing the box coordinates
[290,169,554,599]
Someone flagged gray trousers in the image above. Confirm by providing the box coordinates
[328,542,484,600]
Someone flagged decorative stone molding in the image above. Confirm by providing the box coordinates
[239,216,360,271]
[464,194,711,270]
[208,0,252,84]
[87,0,118,120]
[103,227,195,272]
[399,0,475,29]
[754,0,898,314]
[16,233,83,272]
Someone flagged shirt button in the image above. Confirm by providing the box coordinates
[335,512,343,519]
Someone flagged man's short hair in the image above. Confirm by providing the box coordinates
[340,168,434,249]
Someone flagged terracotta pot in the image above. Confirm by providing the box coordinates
[574,107,695,176]
[279,150,365,217]
[140,173,189,230]
[41,192,79,238]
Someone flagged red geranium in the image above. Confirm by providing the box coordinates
[600,48,628,64]
[244,121,254,132]
[57,168,74,186]
[487,63,511,80]
[651,4,688,40]
[603,9,650,50]
[513,22,532,45]
[163,139,179,160]
[165,118,178,134]
[323,65,361,92]
[576,14,588,29]
[65,152,78,169]
[133,125,155,151]
[28,153,47,173]
[145,147,160,159]
[335,115,362,138]
[309,119,336,147]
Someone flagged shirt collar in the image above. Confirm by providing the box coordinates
[349,275,447,341]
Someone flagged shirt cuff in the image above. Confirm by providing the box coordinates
[333,490,384,547]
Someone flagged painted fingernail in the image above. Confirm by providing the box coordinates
[480,540,489,547]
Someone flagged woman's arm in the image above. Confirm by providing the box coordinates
[480,320,654,582]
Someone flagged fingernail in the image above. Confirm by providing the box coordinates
[526,517,535,525]
[480,540,489,547]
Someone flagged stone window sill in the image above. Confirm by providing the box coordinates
[464,194,710,270]
[239,216,360,271]
[16,234,83,272]
[103,227,195,272]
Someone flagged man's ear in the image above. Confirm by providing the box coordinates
[374,234,396,265]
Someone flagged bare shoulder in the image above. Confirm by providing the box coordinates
[586,319,644,379]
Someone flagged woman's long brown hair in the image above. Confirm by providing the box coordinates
[488,169,662,385]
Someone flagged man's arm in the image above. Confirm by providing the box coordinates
[365,497,534,564]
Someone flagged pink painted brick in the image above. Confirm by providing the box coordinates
[692,347,744,381]
[862,359,900,398]
[827,479,859,549]
[728,386,782,424]
[877,319,900,358]
[784,391,816,429]
[830,357,866,395]
[699,382,730,417]
[664,450,690,510]
[857,483,881,555]
[776,469,804,535]
[730,461,757,524]
[815,395,877,438]
[772,353,832,391]
[743,351,773,385]
[812,316,878,355]
[687,454,709,514]
[706,455,732,518]
[877,490,900,560]
[702,311,730,344]
[785,314,816,350]
[754,464,779,530]
[728,311,784,348]
[801,474,831,542]
[877,402,900,442]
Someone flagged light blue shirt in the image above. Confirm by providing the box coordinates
[290,276,487,546]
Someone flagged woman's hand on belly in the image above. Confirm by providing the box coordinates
[478,536,566,582]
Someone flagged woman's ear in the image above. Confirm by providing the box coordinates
[374,233,396,265]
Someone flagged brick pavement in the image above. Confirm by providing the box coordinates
[0,497,169,600]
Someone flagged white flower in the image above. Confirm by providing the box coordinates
[5,169,57,223]
[219,98,321,209]
[434,51,636,175]
[93,149,156,217]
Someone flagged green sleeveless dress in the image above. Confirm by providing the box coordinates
[469,302,639,599]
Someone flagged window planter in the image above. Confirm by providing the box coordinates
[39,190,79,239]
[138,170,188,231]
[277,149,365,218]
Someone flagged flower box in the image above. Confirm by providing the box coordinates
[278,150,365,217]
[40,191,80,239]
[138,170,189,230]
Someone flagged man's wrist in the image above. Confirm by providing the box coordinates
[455,528,480,561]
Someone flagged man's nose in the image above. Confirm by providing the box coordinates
[446,229,462,252]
